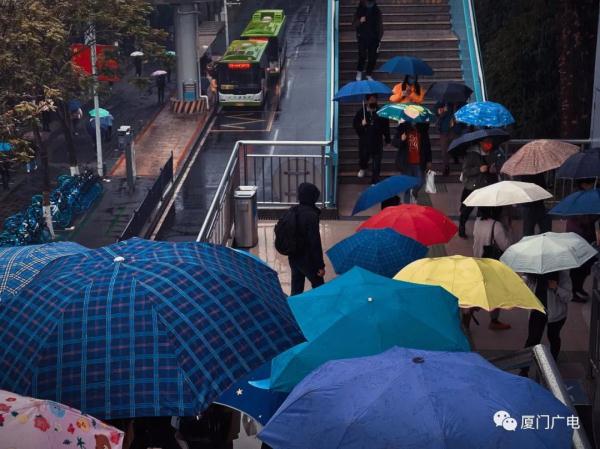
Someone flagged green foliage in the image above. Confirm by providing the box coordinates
[475,0,562,138]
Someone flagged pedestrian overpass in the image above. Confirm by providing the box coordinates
[188,1,598,447]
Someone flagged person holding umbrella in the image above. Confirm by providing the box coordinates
[352,0,384,81]
[435,101,463,176]
[390,75,425,104]
[393,121,432,203]
[156,73,167,104]
[353,94,391,183]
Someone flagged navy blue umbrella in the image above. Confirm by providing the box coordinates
[333,80,392,103]
[556,150,600,179]
[426,81,473,103]
[0,238,303,419]
[448,128,511,155]
[377,56,434,76]
[67,99,82,112]
[216,362,287,426]
[0,242,87,302]
[352,175,420,215]
[549,189,600,215]
[326,229,427,278]
[259,347,573,449]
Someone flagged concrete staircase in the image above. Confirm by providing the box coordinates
[338,0,465,182]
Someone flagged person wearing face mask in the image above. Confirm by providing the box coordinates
[389,75,425,104]
[458,138,498,238]
[352,0,384,81]
[353,94,391,183]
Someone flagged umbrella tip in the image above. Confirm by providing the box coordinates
[367,297,373,302]
[114,256,125,263]
[412,357,425,364]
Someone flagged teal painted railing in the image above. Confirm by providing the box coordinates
[448,0,487,101]
[325,0,339,206]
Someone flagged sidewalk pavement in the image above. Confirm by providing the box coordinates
[67,104,212,248]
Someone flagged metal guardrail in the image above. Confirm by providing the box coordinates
[448,0,487,101]
[195,0,338,243]
[119,153,173,241]
[489,345,593,449]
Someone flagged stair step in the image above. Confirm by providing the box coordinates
[340,47,460,60]
[339,4,451,14]
[340,57,461,71]
[341,22,452,31]
[339,73,463,84]
[340,12,451,22]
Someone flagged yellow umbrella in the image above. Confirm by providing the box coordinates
[394,255,544,312]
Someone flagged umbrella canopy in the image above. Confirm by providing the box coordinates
[259,347,573,449]
[264,267,469,392]
[425,81,473,103]
[0,389,124,449]
[326,228,427,277]
[215,363,287,426]
[352,175,420,214]
[333,80,392,103]
[130,51,144,57]
[376,103,435,123]
[358,204,458,246]
[165,50,176,56]
[463,180,552,207]
[151,69,168,77]
[395,255,544,311]
[376,56,433,76]
[0,242,87,302]
[500,232,597,274]
[448,128,511,156]
[549,188,600,216]
[556,150,600,179]
[454,101,515,127]
[0,142,13,152]
[501,140,580,176]
[0,238,303,418]
[88,107,110,118]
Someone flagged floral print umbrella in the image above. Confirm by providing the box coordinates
[0,389,123,449]
[376,103,434,123]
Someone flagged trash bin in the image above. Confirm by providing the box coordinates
[234,186,258,248]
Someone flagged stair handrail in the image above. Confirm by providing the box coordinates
[465,0,487,101]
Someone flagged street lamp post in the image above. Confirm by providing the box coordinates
[223,0,240,48]
[85,25,104,177]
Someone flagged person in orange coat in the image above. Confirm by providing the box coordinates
[389,75,425,104]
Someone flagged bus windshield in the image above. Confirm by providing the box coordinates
[218,63,261,90]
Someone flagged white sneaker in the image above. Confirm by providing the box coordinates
[355,71,362,81]
[357,169,366,178]
[366,75,374,81]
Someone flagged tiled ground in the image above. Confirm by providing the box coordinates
[252,181,593,379]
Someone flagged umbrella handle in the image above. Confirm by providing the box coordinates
[363,100,366,122]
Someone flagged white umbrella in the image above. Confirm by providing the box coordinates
[130,50,144,57]
[151,69,167,77]
[500,232,597,274]
[463,180,552,207]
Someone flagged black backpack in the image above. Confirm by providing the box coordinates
[274,206,300,256]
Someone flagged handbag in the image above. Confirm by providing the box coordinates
[425,169,437,194]
[482,221,504,260]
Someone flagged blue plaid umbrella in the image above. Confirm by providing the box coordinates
[353,175,420,215]
[454,101,515,128]
[0,238,303,419]
[0,242,87,302]
[556,150,600,179]
[549,189,600,215]
[333,80,392,103]
[326,229,427,278]
[377,56,433,76]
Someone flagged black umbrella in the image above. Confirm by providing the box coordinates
[426,82,473,103]
[448,129,511,156]
[556,149,600,179]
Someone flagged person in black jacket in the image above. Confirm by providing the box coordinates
[352,0,384,81]
[520,173,551,236]
[393,121,432,203]
[353,94,391,184]
[289,183,325,295]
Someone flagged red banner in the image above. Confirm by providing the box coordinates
[71,44,119,82]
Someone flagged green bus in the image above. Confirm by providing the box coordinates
[217,39,269,107]
[241,9,287,75]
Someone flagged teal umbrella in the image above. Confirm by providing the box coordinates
[260,267,470,392]
[377,103,435,123]
[166,50,176,57]
[88,107,110,118]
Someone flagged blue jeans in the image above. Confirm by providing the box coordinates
[403,164,422,203]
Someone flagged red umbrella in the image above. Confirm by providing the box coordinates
[357,205,457,246]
